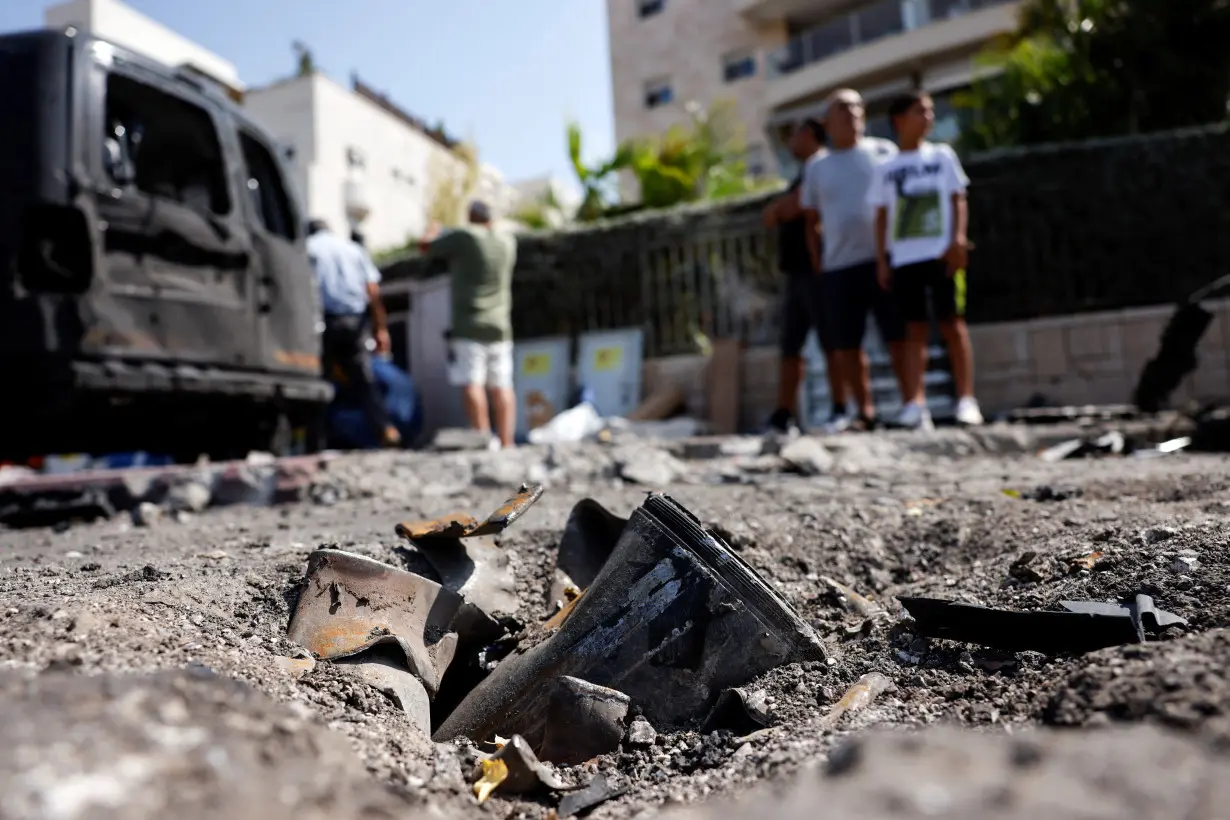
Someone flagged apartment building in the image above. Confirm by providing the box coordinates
[245,73,513,252]
[607,0,1021,179]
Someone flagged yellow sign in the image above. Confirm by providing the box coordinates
[593,347,622,372]
[522,353,551,376]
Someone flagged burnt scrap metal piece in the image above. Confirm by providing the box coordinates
[334,646,433,736]
[539,676,631,766]
[1060,594,1188,644]
[822,672,893,730]
[557,498,630,589]
[287,549,461,696]
[395,484,544,621]
[702,687,772,735]
[434,493,826,747]
[486,735,576,793]
[1039,431,1127,462]
[898,595,1186,655]
[820,576,888,621]
[558,774,629,818]
[396,483,545,540]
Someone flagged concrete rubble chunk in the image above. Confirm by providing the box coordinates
[627,716,658,747]
[779,437,835,476]
[613,445,685,486]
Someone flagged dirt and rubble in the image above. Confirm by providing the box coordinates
[3,425,1230,819]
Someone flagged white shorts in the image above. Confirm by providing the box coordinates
[448,339,514,389]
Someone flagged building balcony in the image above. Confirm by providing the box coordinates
[763,0,1019,109]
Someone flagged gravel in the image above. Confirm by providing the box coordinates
[2,426,1229,819]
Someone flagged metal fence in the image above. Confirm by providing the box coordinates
[381,123,1230,363]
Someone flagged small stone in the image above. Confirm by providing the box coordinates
[197,550,229,561]
[779,437,834,476]
[132,502,162,527]
[168,481,212,513]
[64,551,83,559]
[1144,526,1178,544]
[1171,550,1200,573]
[627,716,657,747]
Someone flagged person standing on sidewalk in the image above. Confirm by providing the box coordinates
[800,89,911,432]
[307,219,401,448]
[421,201,518,448]
[763,117,844,435]
[869,90,983,429]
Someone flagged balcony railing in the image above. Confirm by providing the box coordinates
[766,0,1014,79]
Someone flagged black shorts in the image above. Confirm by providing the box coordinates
[779,271,831,357]
[893,259,967,323]
[817,261,906,351]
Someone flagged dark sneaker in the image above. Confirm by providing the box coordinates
[765,408,801,436]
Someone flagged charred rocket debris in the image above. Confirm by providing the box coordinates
[276,481,1191,814]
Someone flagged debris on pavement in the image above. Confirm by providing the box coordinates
[474,757,509,804]
[702,687,773,735]
[820,576,889,622]
[626,716,658,747]
[898,594,1188,655]
[822,673,894,730]
[779,437,834,476]
[396,484,544,623]
[554,497,630,594]
[476,734,577,797]
[558,774,630,818]
[286,548,465,735]
[1038,431,1126,462]
[539,676,632,765]
[1007,551,1045,584]
[1063,550,1104,572]
[434,492,826,747]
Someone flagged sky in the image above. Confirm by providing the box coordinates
[0,0,615,189]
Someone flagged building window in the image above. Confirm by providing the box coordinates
[722,51,757,83]
[638,0,665,19]
[644,78,674,109]
[345,147,365,170]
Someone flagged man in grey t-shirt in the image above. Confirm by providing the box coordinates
[800,88,909,431]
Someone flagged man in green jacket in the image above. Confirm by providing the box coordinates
[422,201,518,448]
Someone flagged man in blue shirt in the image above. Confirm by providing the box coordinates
[307,219,400,448]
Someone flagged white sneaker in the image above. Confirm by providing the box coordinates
[955,396,984,426]
[487,436,502,452]
[894,401,934,431]
[823,410,855,434]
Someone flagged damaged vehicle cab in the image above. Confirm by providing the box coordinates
[0,28,331,461]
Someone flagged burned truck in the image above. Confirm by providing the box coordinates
[0,28,331,462]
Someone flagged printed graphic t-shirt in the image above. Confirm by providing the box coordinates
[799,137,897,272]
[866,141,969,268]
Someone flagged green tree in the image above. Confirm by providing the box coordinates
[567,122,633,221]
[567,98,766,220]
[957,0,1230,152]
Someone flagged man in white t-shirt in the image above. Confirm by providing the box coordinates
[868,90,983,429]
[799,88,910,433]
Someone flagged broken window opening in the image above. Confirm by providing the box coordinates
[104,73,231,215]
[240,130,298,241]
